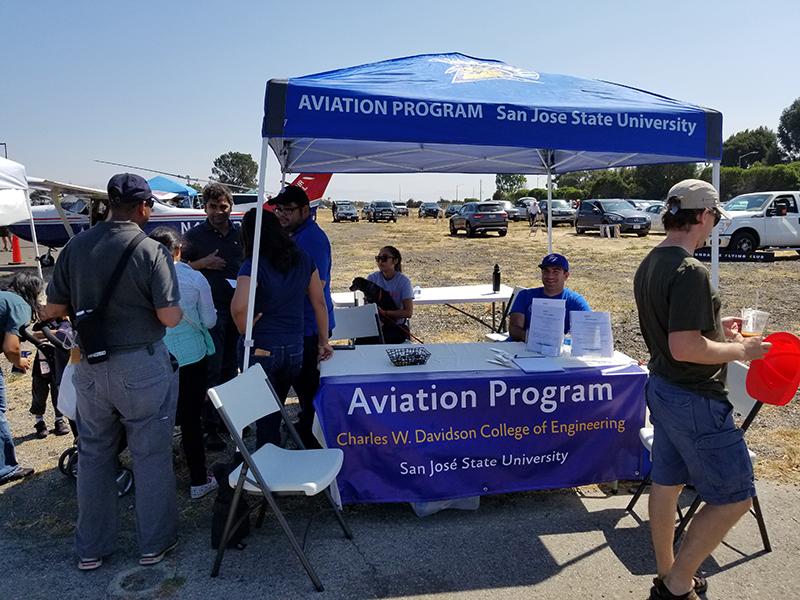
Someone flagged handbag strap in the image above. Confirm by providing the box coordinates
[95,232,148,311]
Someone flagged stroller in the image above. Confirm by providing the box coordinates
[20,321,134,497]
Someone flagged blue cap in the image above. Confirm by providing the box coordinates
[538,253,569,271]
[107,173,155,204]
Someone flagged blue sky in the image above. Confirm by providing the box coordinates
[2,0,797,201]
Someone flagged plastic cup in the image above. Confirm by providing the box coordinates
[741,308,770,337]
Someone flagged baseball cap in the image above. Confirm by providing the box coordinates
[267,184,309,207]
[538,253,569,271]
[667,179,731,218]
[107,173,155,205]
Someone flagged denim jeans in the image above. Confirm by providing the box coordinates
[0,368,21,479]
[245,342,303,448]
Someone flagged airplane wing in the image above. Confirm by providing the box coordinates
[27,177,108,199]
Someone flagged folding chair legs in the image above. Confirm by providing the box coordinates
[260,489,325,592]
[211,469,248,577]
[255,500,268,529]
[673,493,771,553]
[751,495,771,553]
[324,488,353,540]
[626,478,650,513]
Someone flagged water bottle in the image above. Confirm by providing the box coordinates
[492,264,501,293]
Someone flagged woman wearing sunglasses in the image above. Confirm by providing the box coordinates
[368,246,414,344]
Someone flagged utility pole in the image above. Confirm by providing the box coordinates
[479,179,483,201]
[456,184,459,202]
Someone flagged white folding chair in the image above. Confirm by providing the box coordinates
[626,361,771,552]
[331,304,383,344]
[208,364,353,590]
[485,286,525,342]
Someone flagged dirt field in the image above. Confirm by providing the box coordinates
[1,213,798,542]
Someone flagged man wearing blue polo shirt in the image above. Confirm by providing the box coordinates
[508,253,590,342]
[271,185,335,448]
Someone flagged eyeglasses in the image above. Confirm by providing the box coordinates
[144,198,155,208]
[375,254,393,262]
[706,207,721,226]
[274,205,302,214]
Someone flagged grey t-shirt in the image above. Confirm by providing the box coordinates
[367,270,414,324]
[47,221,180,351]
[633,245,726,398]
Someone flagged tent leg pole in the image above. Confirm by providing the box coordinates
[243,138,271,372]
[711,161,721,289]
[25,191,43,279]
[546,169,553,254]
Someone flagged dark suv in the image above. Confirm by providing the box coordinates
[368,200,398,222]
[418,202,442,218]
[449,202,508,237]
[575,199,650,236]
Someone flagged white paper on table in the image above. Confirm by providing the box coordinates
[570,311,614,357]
[226,279,237,288]
[526,298,565,357]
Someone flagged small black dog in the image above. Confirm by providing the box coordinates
[349,277,398,311]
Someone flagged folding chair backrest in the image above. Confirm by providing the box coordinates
[726,360,758,421]
[207,364,281,433]
[331,304,381,341]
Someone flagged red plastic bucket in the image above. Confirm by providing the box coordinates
[746,332,800,406]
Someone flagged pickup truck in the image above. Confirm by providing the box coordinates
[717,191,800,254]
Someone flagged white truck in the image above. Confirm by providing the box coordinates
[718,191,800,254]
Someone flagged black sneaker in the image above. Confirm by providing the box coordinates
[34,421,49,439]
[0,466,35,486]
[53,420,71,436]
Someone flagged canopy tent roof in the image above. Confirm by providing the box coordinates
[0,157,33,226]
[147,175,198,196]
[262,53,722,174]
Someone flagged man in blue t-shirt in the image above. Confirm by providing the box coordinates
[270,185,334,448]
[508,253,591,341]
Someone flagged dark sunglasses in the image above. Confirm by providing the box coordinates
[375,254,393,262]
[144,198,155,208]
[707,207,721,226]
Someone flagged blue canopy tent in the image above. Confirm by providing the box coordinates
[147,176,198,206]
[244,53,723,366]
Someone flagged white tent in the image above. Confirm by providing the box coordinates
[0,157,43,278]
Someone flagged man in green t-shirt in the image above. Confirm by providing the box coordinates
[634,179,770,600]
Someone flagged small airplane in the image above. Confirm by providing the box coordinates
[10,173,332,265]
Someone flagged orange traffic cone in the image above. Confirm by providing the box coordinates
[9,235,24,265]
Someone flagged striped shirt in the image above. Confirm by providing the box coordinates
[164,262,217,366]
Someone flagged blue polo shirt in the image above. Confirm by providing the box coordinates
[239,252,315,346]
[291,217,335,335]
[510,287,591,334]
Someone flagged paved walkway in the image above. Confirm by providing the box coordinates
[2,478,797,599]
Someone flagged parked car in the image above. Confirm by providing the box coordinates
[538,199,577,226]
[394,201,409,216]
[575,199,651,236]
[444,203,462,217]
[418,202,442,218]
[497,200,523,221]
[717,191,800,254]
[514,197,537,220]
[624,199,651,211]
[367,200,398,222]
[645,202,665,234]
[333,201,359,222]
[449,202,508,237]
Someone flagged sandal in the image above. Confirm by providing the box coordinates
[139,539,177,566]
[649,576,699,599]
[653,574,707,596]
[77,557,103,571]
